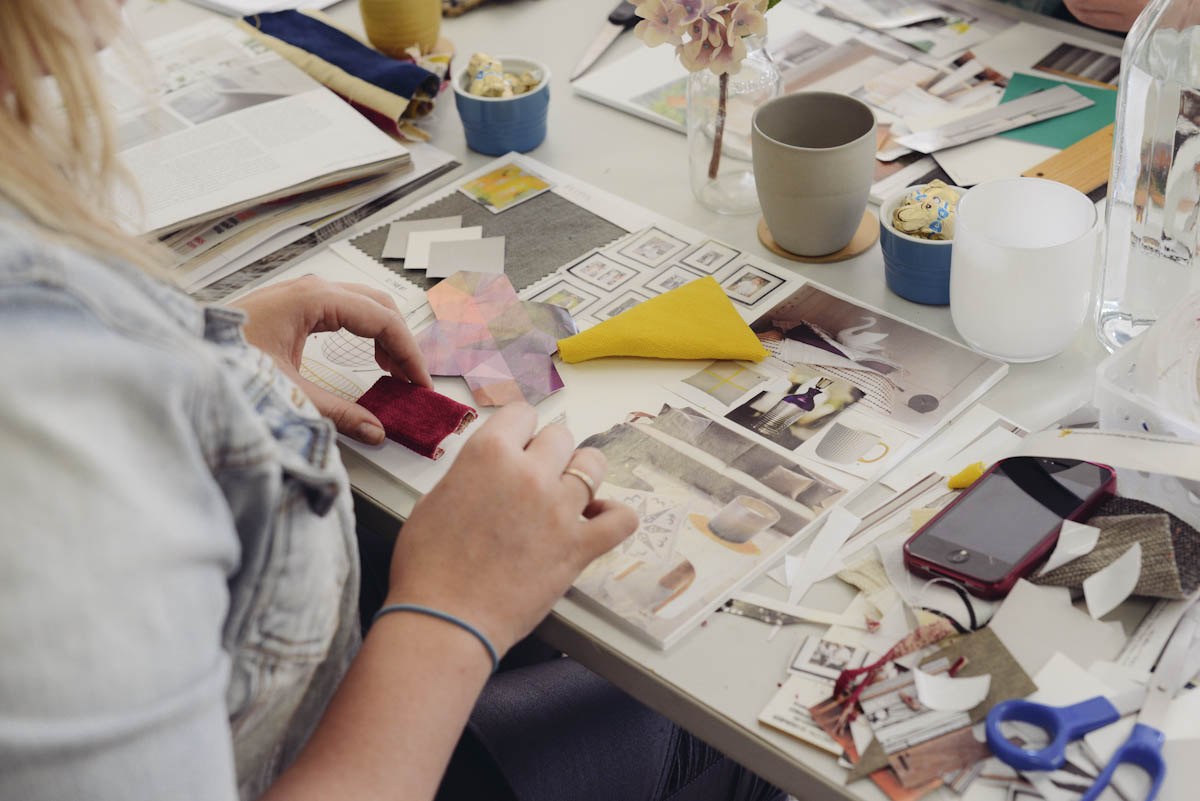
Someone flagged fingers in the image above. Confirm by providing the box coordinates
[474,402,538,450]
[574,498,639,565]
[287,367,386,445]
[524,422,576,476]
[313,283,433,389]
[558,447,606,510]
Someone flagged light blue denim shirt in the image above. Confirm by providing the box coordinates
[0,213,361,800]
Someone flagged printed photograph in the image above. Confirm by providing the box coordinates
[682,361,768,407]
[631,77,688,128]
[644,264,702,295]
[722,264,786,306]
[458,163,553,213]
[165,59,314,125]
[572,404,846,644]
[596,289,651,320]
[725,366,865,450]
[567,251,641,292]
[746,283,1003,436]
[530,279,601,315]
[1034,42,1120,88]
[799,408,911,481]
[789,634,869,682]
[681,239,739,274]
[617,226,690,268]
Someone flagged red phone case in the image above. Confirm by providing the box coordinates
[901,457,1115,599]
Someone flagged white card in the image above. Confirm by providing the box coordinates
[1083,542,1142,620]
[381,216,464,259]
[1038,519,1101,576]
[404,226,483,271]
[424,236,507,278]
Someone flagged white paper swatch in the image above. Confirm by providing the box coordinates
[989,580,1126,676]
[1084,542,1142,620]
[913,668,991,712]
[404,226,483,271]
[381,215,463,259]
[787,507,863,605]
[425,236,507,278]
[1038,520,1101,576]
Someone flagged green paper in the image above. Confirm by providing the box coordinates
[997,72,1117,150]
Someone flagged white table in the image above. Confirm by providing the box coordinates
[127,2,1125,797]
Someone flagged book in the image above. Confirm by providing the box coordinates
[107,18,410,237]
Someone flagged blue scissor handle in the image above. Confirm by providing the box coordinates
[1080,722,1167,801]
[986,696,1121,771]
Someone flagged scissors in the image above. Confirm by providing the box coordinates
[985,601,1200,801]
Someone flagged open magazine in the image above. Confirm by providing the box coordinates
[107,18,410,236]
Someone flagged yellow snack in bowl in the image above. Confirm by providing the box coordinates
[892,179,959,240]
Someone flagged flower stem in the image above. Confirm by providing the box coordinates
[708,71,728,181]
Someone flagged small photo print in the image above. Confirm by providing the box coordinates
[682,361,768,407]
[789,635,869,682]
[458,163,552,213]
[1033,43,1120,88]
[723,264,785,306]
[617,226,690,268]
[530,279,601,315]
[681,239,739,274]
[596,290,650,320]
[644,264,702,295]
[567,251,641,292]
[725,365,865,450]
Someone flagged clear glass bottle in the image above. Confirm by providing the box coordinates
[686,36,782,215]
[1098,0,1200,351]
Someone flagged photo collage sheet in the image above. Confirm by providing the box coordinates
[573,275,1007,647]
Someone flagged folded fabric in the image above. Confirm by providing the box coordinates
[238,10,444,139]
[443,0,490,15]
[556,276,769,363]
[356,376,477,460]
[1031,496,1200,599]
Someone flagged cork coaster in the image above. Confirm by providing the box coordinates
[757,210,879,264]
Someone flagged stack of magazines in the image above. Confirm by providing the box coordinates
[111,19,451,293]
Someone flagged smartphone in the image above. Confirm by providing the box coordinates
[903,456,1116,598]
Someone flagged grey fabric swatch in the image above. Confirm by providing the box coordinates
[348,190,628,293]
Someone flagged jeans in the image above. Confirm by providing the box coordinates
[354,496,785,801]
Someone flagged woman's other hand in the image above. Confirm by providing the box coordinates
[231,276,432,445]
[387,404,639,657]
[1063,0,1146,31]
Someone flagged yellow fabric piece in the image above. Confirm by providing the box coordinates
[557,276,769,363]
[947,461,986,489]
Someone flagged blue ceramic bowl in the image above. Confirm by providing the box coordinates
[453,57,550,156]
[878,185,965,306]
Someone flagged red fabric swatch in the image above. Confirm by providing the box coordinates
[356,377,477,460]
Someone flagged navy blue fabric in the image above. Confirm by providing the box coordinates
[244,11,439,98]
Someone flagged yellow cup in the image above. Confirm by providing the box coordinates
[360,0,441,57]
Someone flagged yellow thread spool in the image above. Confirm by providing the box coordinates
[360,0,441,57]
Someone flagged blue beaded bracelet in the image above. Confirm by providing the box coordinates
[372,603,500,673]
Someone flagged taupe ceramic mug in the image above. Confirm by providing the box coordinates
[752,92,877,257]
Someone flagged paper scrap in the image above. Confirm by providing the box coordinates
[1038,519,1101,576]
[940,426,1022,481]
[788,507,862,605]
[880,405,1004,492]
[425,236,506,278]
[989,580,1126,676]
[909,507,937,532]
[1083,542,1142,619]
[913,669,991,712]
[404,226,483,272]
[381,215,463,259]
[1118,588,1200,673]
[758,674,843,755]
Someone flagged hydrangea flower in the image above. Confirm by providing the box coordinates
[634,0,774,76]
[633,0,686,48]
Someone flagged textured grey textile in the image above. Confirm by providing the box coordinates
[348,190,628,292]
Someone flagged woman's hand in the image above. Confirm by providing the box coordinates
[231,276,432,445]
[1063,0,1146,31]
[386,403,639,657]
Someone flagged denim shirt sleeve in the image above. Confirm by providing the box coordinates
[0,226,360,801]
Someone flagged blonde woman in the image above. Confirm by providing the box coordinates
[0,3,784,801]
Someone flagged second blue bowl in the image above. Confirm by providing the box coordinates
[453,57,550,156]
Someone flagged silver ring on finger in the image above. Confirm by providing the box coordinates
[563,467,597,504]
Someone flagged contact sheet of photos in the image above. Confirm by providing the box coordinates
[521,225,791,329]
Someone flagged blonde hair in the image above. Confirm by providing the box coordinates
[0,0,164,272]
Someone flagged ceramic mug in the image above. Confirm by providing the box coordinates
[815,422,889,464]
[751,92,877,257]
[708,495,781,543]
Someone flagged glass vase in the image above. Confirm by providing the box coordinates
[685,36,782,215]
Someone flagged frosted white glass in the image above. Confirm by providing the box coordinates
[950,178,1099,362]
